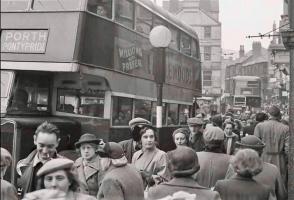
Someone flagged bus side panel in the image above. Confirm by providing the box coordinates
[109,128,131,143]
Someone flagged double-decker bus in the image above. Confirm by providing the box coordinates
[223,76,261,112]
[1,0,202,183]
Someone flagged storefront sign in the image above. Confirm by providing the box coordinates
[1,30,48,53]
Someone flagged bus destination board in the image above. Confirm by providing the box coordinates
[1,30,48,53]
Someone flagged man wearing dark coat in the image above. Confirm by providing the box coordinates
[194,126,231,188]
[187,117,205,152]
[16,121,62,196]
[147,146,221,200]
[254,105,289,184]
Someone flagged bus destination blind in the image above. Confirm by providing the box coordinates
[1,30,49,53]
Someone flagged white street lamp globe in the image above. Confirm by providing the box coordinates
[149,25,171,48]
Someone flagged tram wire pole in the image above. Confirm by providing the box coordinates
[281,0,294,197]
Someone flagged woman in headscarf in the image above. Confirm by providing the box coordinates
[172,128,190,147]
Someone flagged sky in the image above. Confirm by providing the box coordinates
[219,0,284,52]
[155,0,284,53]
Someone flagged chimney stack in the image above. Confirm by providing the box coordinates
[239,45,245,58]
[252,42,262,57]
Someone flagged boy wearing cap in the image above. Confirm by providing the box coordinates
[17,121,62,196]
[73,133,104,197]
[119,118,152,163]
[187,117,205,152]
[97,142,144,200]
[1,148,18,200]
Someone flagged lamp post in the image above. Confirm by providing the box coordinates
[149,25,171,128]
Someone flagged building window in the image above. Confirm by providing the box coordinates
[115,0,134,29]
[135,5,152,35]
[203,70,212,86]
[204,26,211,38]
[204,46,211,60]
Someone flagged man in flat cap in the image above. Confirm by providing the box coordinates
[254,105,289,184]
[119,118,152,162]
[187,117,205,152]
[194,126,231,188]
[16,121,62,196]
[225,135,287,200]
[97,142,144,200]
[147,146,221,200]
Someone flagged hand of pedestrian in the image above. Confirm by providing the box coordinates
[22,189,67,200]
[140,170,155,187]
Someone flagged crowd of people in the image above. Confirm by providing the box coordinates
[0,105,289,200]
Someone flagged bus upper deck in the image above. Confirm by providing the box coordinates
[1,0,202,168]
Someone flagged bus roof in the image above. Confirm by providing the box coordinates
[136,0,199,40]
[232,76,261,81]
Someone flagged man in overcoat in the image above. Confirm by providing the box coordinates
[254,105,289,184]
[187,117,205,152]
[147,146,221,200]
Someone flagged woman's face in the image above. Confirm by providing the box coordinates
[80,143,96,161]
[44,170,71,193]
[141,129,155,150]
[224,124,233,135]
[174,132,187,146]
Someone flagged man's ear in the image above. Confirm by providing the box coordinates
[56,138,61,147]
[33,135,37,145]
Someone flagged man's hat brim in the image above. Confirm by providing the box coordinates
[75,139,102,148]
[235,141,265,149]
